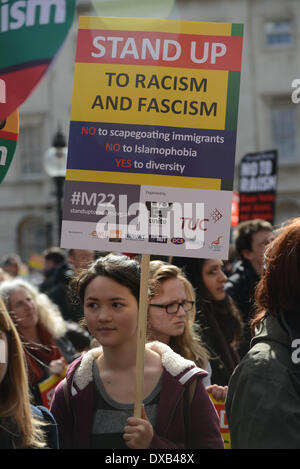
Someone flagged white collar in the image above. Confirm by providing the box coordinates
[73,341,202,391]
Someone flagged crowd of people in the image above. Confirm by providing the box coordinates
[0,218,299,449]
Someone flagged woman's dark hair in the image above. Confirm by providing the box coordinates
[252,217,300,334]
[172,257,243,344]
[73,253,141,304]
[172,257,217,303]
[171,257,204,295]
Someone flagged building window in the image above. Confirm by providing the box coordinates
[19,123,43,176]
[265,20,292,46]
[18,217,48,263]
[271,106,298,163]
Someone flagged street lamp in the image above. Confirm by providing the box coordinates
[44,131,68,243]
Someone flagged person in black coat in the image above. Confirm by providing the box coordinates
[40,247,75,321]
[226,217,300,448]
[172,257,243,386]
[225,219,273,357]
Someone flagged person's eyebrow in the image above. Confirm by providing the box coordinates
[208,263,221,269]
[85,296,127,301]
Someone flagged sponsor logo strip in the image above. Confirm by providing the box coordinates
[66,169,221,190]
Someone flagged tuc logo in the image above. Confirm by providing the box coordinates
[180,209,223,231]
[210,208,223,223]
[171,237,185,245]
[180,217,209,231]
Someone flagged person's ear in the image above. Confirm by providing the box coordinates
[241,249,253,262]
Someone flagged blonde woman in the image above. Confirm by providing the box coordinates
[148,260,227,400]
[0,279,77,406]
[0,298,58,448]
[148,261,209,369]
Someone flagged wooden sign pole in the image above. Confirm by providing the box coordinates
[133,253,150,418]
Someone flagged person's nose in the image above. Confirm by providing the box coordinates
[176,303,186,318]
[218,270,227,283]
[24,299,33,311]
[97,306,112,322]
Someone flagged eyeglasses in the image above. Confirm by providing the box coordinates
[149,300,195,315]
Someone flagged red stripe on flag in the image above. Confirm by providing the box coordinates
[0,64,48,121]
[0,130,18,141]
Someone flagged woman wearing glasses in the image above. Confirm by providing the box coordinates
[50,254,223,449]
[148,261,209,371]
[148,260,227,400]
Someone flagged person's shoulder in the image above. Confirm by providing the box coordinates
[31,404,56,423]
[226,262,247,285]
[147,341,207,381]
[145,347,164,375]
[31,405,59,449]
[67,352,84,374]
[232,339,288,384]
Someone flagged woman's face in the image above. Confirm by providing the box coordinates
[148,278,187,344]
[84,275,139,348]
[201,259,227,301]
[0,331,8,384]
[9,287,39,332]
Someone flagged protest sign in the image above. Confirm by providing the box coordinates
[61,16,243,260]
[0,109,19,184]
[209,394,231,449]
[238,150,277,224]
[0,0,76,121]
[231,190,239,226]
[38,368,66,410]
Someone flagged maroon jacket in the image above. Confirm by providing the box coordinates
[50,342,224,449]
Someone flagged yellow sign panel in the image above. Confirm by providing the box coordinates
[71,64,228,130]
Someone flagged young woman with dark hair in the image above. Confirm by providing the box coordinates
[172,257,243,386]
[195,258,243,386]
[50,254,223,449]
[226,217,300,448]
